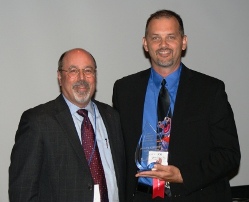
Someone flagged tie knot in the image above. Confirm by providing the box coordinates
[161,79,166,87]
[77,109,88,117]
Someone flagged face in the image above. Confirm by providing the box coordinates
[57,49,96,108]
[143,17,187,74]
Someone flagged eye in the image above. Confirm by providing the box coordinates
[152,36,160,41]
[168,35,176,40]
[84,68,94,74]
[69,68,78,74]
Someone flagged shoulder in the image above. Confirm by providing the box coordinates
[114,68,151,84]
[93,100,118,115]
[182,64,224,87]
[21,95,64,119]
[113,68,151,94]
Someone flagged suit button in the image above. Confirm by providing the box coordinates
[88,184,93,190]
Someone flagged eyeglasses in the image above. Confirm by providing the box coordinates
[59,66,96,78]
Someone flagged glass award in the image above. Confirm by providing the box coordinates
[135,118,171,171]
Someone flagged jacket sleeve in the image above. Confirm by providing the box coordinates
[179,81,241,194]
[9,110,43,202]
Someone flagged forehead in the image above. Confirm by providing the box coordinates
[147,17,180,34]
[63,50,95,68]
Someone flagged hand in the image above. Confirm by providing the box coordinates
[135,164,183,183]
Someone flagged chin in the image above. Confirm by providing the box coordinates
[74,94,91,105]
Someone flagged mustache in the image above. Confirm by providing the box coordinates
[72,80,90,89]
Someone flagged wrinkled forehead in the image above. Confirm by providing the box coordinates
[146,16,183,37]
[63,50,96,69]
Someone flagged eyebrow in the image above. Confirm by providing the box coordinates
[69,65,77,69]
[69,65,95,69]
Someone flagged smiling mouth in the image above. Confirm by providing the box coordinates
[157,49,172,57]
[74,85,89,92]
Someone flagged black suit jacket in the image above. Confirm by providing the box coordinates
[112,64,240,202]
[9,94,125,202]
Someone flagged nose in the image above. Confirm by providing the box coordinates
[78,69,86,80]
[160,38,168,47]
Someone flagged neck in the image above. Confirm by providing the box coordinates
[153,64,180,78]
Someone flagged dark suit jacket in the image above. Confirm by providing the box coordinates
[9,94,125,202]
[112,64,240,202]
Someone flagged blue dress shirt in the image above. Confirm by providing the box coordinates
[139,64,182,186]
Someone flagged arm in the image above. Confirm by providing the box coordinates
[137,81,240,194]
[180,81,241,192]
[9,110,43,202]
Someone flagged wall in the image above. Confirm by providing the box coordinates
[1,1,248,201]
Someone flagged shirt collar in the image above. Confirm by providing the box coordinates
[62,95,94,117]
[151,63,182,89]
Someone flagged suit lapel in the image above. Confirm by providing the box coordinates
[169,65,194,155]
[134,69,151,138]
[172,65,193,125]
[54,95,89,167]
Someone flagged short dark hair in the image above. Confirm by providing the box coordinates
[58,49,97,71]
[145,10,184,37]
[58,51,67,71]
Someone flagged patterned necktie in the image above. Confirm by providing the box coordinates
[77,109,109,202]
[157,79,171,122]
[156,80,172,197]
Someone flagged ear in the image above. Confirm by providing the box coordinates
[142,37,148,52]
[57,70,62,86]
[182,35,188,51]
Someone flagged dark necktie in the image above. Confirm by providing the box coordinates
[77,109,109,202]
[157,80,172,197]
[157,79,171,122]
